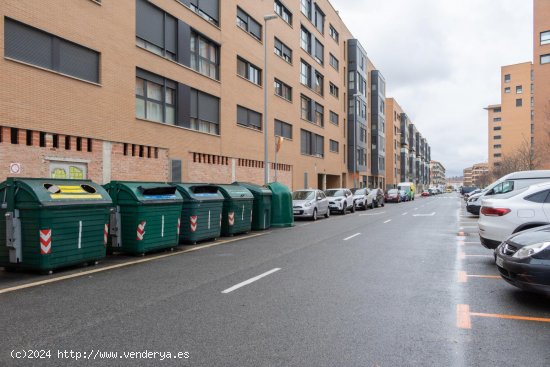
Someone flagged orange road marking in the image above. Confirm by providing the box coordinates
[458,251,466,260]
[457,304,471,329]
[457,231,465,236]
[458,271,468,283]
[458,272,501,283]
[470,312,550,324]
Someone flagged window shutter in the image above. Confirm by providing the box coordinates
[5,19,53,69]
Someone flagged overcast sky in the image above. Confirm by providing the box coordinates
[329,0,533,177]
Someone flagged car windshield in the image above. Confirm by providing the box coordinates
[325,189,345,197]
[355,189,367,195]
[388,189,398,194]
[492,180,514,195]
[398,186,411,192]
[292,191,314,200]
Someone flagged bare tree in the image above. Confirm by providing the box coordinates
[474,171,492,188]
[490,137,544,179]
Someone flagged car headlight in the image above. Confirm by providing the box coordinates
[304,202,312,207]
[512,242,550,259]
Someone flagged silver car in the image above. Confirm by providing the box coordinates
[352,188,373,210]
[292,189,330,220]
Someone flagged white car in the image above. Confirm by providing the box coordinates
[325,188,355,214]
[478,182,550,249]
[352,188,373,210]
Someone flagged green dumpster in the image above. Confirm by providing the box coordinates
[0,178,112,272]
[267,182,294,228]
[233,182,272,230]
[173,184,224,244]
[104,181,183,255]
[213,184,253,236]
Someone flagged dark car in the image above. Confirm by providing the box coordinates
[495,224,550,295]
[385,189,401,203]
[369,188,385,207]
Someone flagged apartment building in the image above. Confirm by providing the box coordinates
[429,160,446,187]
[533,0,550,168]
[463,167,473,187]
[471,162,489,187]
[0,0,436,191]
[486,62,533,169]
[384,98,403,189]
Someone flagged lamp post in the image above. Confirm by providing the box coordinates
[352,93,361,189]
[263,14,278,185]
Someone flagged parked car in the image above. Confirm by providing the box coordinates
[421,190,430,197]
[325,188,355,214]
[292,189,330,220]
[368,188,385,207]
[478,182,550,249]
[495,224,550,295]
[468,170,550,216]
[399,189,409,202]
[461,186,478,196]
[464,188,481,201]
[385,189,401,203]
[397,182,415,201]
[352,188,373,210]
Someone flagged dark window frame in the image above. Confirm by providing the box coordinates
[237,57,262,85]
[274,37,292,63]
[329,139,339,153]
[190,30,220,80]
[236,7,262,41]
[237,105,262,131]
[274,78,292,101]
[274,0,292,26]
[135,69,177,125]
[275,119,293,139]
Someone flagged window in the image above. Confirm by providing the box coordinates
[329,53,339,70]
[493,144,501,149]
[189,88,220,134]
[236,7,261,40]
[494,135,502,140]
[541,54,550,64]
[329,139,339,152]
[300,0,312,19]
[329,24,339,43]
[348,71,355,89]
[237,105,262,131]
[314,102,324,126]
[525,190,550,203]
[190,31,219,79]
[5,18,100,83]
[493,117,501,122]
[237,57,262,85]
[329,82,339,98]
[300,129,324,157]
[541,31,550,45]
[274,38,292,63]
[504,74,510,82]
[329,111,339,125]
[135,0,178,60]
[516,85,523,94]
[300,27,312,53]
[516,98,522,107]
[314,71,324,95]
[493,107,501,112]
[313,5,325,34]
[275,120,292,139]
[136,69,176,125]
[493,153,501,158]
[274,79,292,101]
[180,0,219,26]
[504,87,510,93]
[274,0,292,25]
[300,60,312,87]
[314,38,324,64]
[301,95,312,121]
[493,126,502,131]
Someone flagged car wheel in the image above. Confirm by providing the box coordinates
[325,209,330,218]
[312,208,317,221]
[381,200,385,207]
[374,200,378,208]
[351,204,356,213]
[341,205,346,215]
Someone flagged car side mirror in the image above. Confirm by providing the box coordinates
[317,196,322,200]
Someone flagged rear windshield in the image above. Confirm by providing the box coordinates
[388,189,398,194]
[292,191,314,200]
[325,189,345,197]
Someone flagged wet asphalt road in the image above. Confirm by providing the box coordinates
[0,194,549,366]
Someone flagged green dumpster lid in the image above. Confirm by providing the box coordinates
[105,181,183,203]
[232,182,272,196]
[1,177,112,207]
[266,182,291,194]
[172,183,224,201]
[212,184,254,199]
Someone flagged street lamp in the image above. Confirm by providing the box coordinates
[352,93,361,189]
[263,14,278,185]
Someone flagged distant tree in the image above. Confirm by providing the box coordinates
[474,171,492,188]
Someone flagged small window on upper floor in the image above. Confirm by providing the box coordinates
[540,31,550,45]
[516,98,523,107]
[504,87,511,93]
[329,24,339,43]
[274,0,292,26]
[504,74,511,83]
[237,57,262,86]
[516,85,523,94]
[236,7,262,41]
[541,54,550,65]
